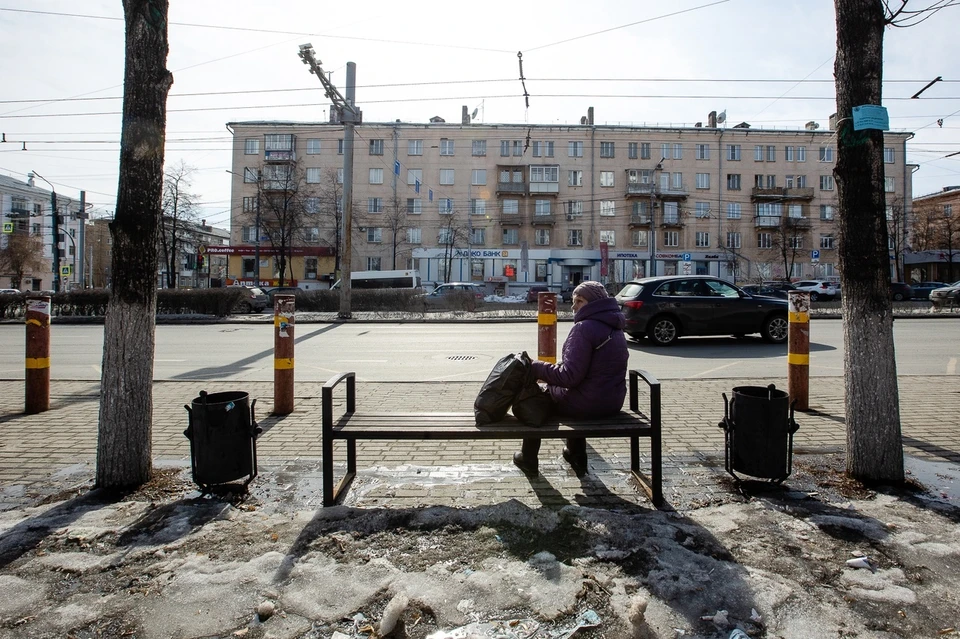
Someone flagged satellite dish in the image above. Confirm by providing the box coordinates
[717,110,727,124]
[471,108,479,120]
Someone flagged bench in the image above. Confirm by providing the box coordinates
[321,369,663,508]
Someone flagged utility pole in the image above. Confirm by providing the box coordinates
[77,191,87,288]
[32,171,61,292]
[298,44,361,318]
[649,158,665,277]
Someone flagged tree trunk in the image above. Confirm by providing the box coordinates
[97,0,172,489]
[834,0,903,482]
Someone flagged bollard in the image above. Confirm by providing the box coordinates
[786,290,810,411]
[537,291,557,363]
[25,295,52,414]
[273,294,295,415]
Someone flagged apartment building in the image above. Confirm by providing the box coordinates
[906,185,960,283]
[226,110,913,293]
[0,173,84,291]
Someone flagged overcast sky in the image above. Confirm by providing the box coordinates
[1,0,958,229]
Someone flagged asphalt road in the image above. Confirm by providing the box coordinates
[0,318,957,382]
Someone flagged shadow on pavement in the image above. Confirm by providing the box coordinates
[627,336,836,359]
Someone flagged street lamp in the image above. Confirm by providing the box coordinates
[648,158,665,277]
[31,171,61,292]
[226,169,261,287]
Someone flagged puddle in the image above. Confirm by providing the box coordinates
[905,457,960,507]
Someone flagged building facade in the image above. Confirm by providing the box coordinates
[227,111,914,294]
[0,173,84,291]
[906,185,960,283]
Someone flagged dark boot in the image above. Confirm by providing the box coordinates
[513,439,541,476]
[562,438,588,473]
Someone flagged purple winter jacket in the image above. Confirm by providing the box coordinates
[530,296,629,418]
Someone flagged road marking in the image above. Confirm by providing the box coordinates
[690,361,742,378]
[949,357,957,375]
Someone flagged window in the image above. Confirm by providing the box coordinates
[600,200,615,216]
[632,230,648,247]
[244,138,259,155]
[819,146,834,162]
[407,227,421,244]
[502,199,519,214]
[757,232,772,248]
[265,134,293,151]
[532,141,554,157]
[663,201,679,224]
[696,144,710,160]
[785,146,801,162]
[820,175,834,190]
[566,200,583,216]
[755,145,764,161]
[470,227,485,244]
[766,175,776,188]
[756,202,783,217]
[535,228,550,245]
[695,202,710,218]
[511,169,524,183]
[304,257,318,279]
[440,198,454,214]
[727,144,741,161]
[663,231,679,247]
[305,227,320,242]
[472,139,486,156]
[438,228,454,244]
[503,228,519,244]
[406,198,422,214]
[696,173,710,189]
[727,173,741,190]
[470,199,487,215]
[696,231,710,247]
[242,196,258,213]
[440,138,454,155]
[727,203,742,219]
[241,226,257,242]
[243,167,258,183]
[369,168,383,184]
[440,169,455,185]
[567,229,583,246]
[820,235,834,249]
[306,139,321,154]
[789,235,803,249]
[501,140,511,157]
[726,232,741,249]
[367,198,383,213]
[788,204,803,218]
[471,169,487,186]
[884,147,895,163]
[766,145,776,162]
[674,143,682,159]
[338,139,344,154]
[946,204,953,217]
[671,172,683,189]
[797,146,806,162]
[366,228,382,243]
[568,141,583,157]
[820,205,835,220]
[628,142,638,159]
[640,142,651,159]
[600,230,616,246]
[306,168,321,183]
[305,197,320,214]
[884,177,895,192]
[886,205,894,221]
[600,141,615,158]
[407,168,422,186]
[534,199,551,215]
[513,140,523,156]
[661,143,670,160]
[530,166,559,183]
[367,257,381,270]
[568,170,583,186]
[408,139,423,155]
[369,139,384,155]
[600,171,615,187]
[336,168,343,184]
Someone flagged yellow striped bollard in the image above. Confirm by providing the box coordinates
[787,290,810,411]
[273,294,295,415]
[537,291,557,363]
[25,295,52,414]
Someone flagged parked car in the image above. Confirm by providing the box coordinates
[0,288,20,295]
[231,286,269,313]
[264,286,302,305]
[615,275,789,346]
[792,280,838,302]
[560,287,574,303]
[930,280,960,309]
[761,281,797,294]
[525,285,550,304]
[740,284,790,299]
[421,283,486,310]
[889,281,913,302]
[910,281,946,300]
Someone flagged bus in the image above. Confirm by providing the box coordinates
[331,269,422,290]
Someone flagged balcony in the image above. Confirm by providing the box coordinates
[785,187,815,200]
[784,216,812,228]
[659,186,688,200]
[497,182,527,195]
[625,182,655,198]
[754,216,781,228]
[531,213,556,226]
[529,181,559,195]
[499,214,523,226]
[629,214,652,227]
[751,186,785,199]
[660,216,684,228]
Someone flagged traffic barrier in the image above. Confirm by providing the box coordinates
[274,294,295,415]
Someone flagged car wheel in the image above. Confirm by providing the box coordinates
[762,314,789,344]
[234,301,252,314]
[647,316,679,346]
[809,292,819,302]
[892,292,905,301]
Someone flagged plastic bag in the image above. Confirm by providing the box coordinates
[512,354,555,426]
[475,352,528,425]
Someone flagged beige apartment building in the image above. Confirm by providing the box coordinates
[226,110,913,293]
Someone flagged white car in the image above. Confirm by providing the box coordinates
[792,280,838,302]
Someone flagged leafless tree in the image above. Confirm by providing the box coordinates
[886,196,910,282]
[716,223,750,282]
[384,196,411,270]
[438,211,470,283]
[159,160,200,288]
[0,231,45,290]
[97,0,172,489]
[255,161,318,287]
[770,216,810,281]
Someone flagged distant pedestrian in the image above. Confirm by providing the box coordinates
[512,281,629,475]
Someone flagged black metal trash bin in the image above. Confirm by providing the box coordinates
[184,390,261,491]
[719,384,799,482]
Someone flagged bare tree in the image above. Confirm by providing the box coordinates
[159,160,200,288]
[384,196,411,269]
[97,0,172,489]
[438,211,469,283]
[716,223,750,282]
[256,161,317,287]
[770,216,810,281]
[886,196,910,282]
[0,231,45,289]
[316,168,344,276]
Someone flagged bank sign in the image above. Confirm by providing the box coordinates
[452,249,510,258]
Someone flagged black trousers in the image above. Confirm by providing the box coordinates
[520,437,585,460]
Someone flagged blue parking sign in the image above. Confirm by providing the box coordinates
[812,250,820,260]
[682,253,691,261]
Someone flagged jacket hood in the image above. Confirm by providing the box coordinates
[574,296,625,330]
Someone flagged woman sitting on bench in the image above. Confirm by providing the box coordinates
[512,281,629,475]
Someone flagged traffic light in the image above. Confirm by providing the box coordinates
[197,254,205,269]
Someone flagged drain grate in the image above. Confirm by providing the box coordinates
[447,355,477,361]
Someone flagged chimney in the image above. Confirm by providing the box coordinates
[462,105,470,125]
[708,111,717,128]
[829,113,838,130]
[27,172,35,187]
[587,107,594,125]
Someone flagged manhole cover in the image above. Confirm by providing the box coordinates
[447,355,477,361]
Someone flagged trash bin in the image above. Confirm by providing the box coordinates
[718,384,799,482]
[184,390,261,491]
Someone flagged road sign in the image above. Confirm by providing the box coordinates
[682,253,692,261]
[60,265,72,276]
[811,250,820,260]
[2,222,12,234]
